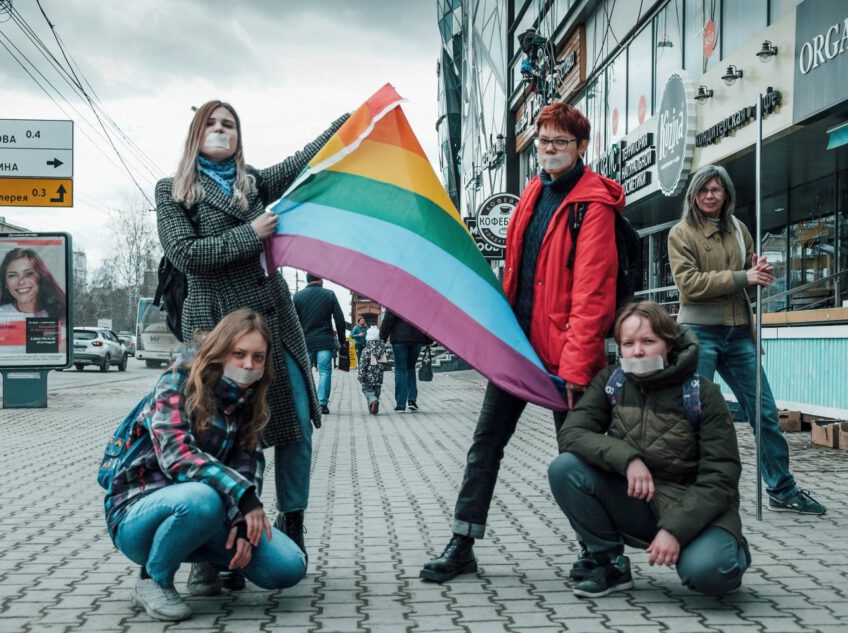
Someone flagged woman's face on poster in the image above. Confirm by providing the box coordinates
[4,257,40,308]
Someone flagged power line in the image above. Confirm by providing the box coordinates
[6,4,162,182]
[33,0,154,205]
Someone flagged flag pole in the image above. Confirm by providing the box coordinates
[755,93,764,521]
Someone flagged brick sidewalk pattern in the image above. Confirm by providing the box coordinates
[1,368,847,632]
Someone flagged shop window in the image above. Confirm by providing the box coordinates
[653,0,683,108]
[789,217,837,310]
[760,192,789,312]
[762,227,789,312]
[606,52,626,145]
[722,0,766,60]
[639,227,679,316]
[684,0,721,75]
[627,26,652,132]
[584,76,605,163]
[769,0,802,24]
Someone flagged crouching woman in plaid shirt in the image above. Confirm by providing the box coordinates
[103,309,304,622]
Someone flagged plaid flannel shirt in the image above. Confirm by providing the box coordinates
[104,367,265,539]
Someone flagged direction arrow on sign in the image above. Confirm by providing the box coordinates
[0,148,73,179]
[0,178,73,207]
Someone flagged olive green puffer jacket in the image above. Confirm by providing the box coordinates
[557,325,744,549]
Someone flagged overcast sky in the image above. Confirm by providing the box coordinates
[0,0,441,308]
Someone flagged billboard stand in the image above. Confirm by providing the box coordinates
[1,369,49,408]
[0,232,73,407]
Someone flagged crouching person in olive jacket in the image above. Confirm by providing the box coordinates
[548,301,750,598]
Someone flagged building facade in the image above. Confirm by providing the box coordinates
[439,0,848,417]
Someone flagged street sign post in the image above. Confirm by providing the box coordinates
[0,119,73,208]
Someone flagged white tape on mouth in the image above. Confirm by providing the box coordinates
[205,132,231,149]
[620,355,665,376]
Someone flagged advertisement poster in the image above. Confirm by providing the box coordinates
[0,233,70,368]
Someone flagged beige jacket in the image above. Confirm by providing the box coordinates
[667,217,754,326]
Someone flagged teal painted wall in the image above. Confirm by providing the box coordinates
[712,338,848,410]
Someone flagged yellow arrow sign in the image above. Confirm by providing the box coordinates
[0,178,73,207]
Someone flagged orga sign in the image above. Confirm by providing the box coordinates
[473,193,519,260]
[655,71,695,197]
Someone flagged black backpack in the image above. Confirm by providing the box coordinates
[153,207,198,343]
[566,202,644,332]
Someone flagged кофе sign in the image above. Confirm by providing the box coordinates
[793,0,848,123]
[472,193,519,260]
[655,72,695,197]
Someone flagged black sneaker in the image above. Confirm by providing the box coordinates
[768,488,826,515]
[407,400,419,411]
[572,555,633,598]
[320,405,330,415]
[394,405,405,412]
[219,571,245,591]
[569,543,599,580]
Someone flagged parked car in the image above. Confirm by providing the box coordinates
[72,327,128,372]
[117,333,137,357]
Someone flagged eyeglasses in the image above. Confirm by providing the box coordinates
[697,186,725,197]
[534,137,578,150]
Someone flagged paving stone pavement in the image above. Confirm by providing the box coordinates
[1,367,846,633]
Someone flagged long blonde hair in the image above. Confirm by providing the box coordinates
[183,309,273,448]
[172,100,255,212]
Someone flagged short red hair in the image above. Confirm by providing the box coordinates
[535,103,590,141]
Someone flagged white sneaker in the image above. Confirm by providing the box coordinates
[132,577,192,621]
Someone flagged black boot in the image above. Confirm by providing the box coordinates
[419,534,478,582]
[284,511,308,560]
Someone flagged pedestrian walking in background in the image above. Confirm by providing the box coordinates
[549,301,750,598]
[668,164,825,515]
[380,310,432,412]
[351,316,368,360]
[358,325,388,415]
[156,101,348,579]
[420,102,623,582]
[103,310,306,622]
[293,274,348,415]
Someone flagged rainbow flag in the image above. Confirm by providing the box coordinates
[266,84,565,411]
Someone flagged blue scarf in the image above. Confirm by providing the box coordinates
[197,155,236,197]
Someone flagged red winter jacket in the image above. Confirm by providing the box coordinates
[503,168,625,386]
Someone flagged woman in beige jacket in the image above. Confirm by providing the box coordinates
[667,164,825,516]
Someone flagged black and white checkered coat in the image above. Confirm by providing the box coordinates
[155,116,347,446]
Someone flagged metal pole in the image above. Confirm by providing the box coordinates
[755,94,764,521]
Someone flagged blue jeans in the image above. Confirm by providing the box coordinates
[308,349,333,406]
[391,343,422,406]
[274,351,313,514]
[115,482,305,589]
[688,324,795,499]
[548,452,750,596]
[453,381,567,538]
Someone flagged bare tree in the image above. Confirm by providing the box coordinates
[102,195,162,330]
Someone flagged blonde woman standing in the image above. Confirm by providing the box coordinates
[156,101,348,591]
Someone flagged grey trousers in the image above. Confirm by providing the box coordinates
[548,452,750,596]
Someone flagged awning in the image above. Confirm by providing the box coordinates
[826,120,848,150]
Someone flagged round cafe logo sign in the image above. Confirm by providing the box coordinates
[476,193,519,249]
[656,71,695,197]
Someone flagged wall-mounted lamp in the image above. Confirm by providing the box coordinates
[721,65,743,86]
[756,40,778,62]
[694,85,714,103]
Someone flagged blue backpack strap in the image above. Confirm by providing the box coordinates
[682,373,702,429]
[605,367,627,408]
